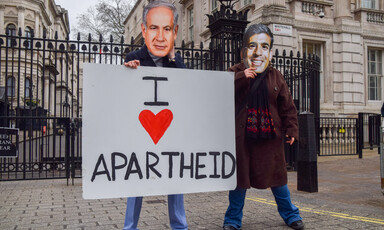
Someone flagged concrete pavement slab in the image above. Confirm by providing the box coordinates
[1,150,384,229]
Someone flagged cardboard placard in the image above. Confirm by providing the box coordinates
[82,63,236,199]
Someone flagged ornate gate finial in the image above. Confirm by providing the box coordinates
[218,0,240,11]
[206,0,249,70]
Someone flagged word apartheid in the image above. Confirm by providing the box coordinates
[91,151,235,182]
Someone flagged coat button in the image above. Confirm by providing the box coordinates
[240,124,244,128]
[274,87,278,91]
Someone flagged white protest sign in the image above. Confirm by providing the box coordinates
[82,63,236,199]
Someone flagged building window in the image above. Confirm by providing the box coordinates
[6,24,16,35]
[188,7,194,42]
[25,78,31,98]
[212,0,218,12]
[303,42,322,58]
[303,41,324,99]
[6,24,17,47]
[25,26,32,37]
[7,77,15,97]
[25,26,32,48]
[368,49,382,101]
[243,0,252,5]
[361,0,377,9]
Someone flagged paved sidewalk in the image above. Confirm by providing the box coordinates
[1,150,384,230]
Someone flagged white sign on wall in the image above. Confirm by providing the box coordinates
[272,24,293,36]
[82,63,236,199]
[0,127,19,158]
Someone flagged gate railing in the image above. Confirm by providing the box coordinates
[317,117,358,156]
[358,112,381,157]
[0,29,320,180]
[0,116,81,183]
[272,50,320,119]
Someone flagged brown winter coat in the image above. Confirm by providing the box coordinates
[231,63,298,189]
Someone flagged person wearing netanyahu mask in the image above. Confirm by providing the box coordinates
[123,1,187,230]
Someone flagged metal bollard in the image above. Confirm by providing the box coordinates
[297,112,318,193]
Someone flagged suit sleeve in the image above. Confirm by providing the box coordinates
[124,52,137,63]
[170,53,186,68]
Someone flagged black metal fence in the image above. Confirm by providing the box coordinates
[314,113,382,157]
[317,117,358,156]
[0,30,320,181]
[272,50,320,119]
[358,112,381,157]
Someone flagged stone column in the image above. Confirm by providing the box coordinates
[17,6,25,35]
[44,78,50,109]
[332,32,364,108]
[0,5,5,34]
[35,11,41,37]
[334,0,352,19]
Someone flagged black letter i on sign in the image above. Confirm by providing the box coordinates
[143,76,169,106]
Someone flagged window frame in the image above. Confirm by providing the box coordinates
[361,0,378,9]
[25,78,31,98]
[367,48,383,101]
[25,26,32,48]
[188,6,194,42]
[243,0,252,6]
[211,0,218,12]
[6,23,16,35]
[302,40,324,100]
[7,76,15,97]
[6,24,17,47]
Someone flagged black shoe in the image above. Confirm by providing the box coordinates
[289,220,304,230]
[223,225,239,230]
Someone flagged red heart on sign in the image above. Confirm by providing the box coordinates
[139,109,173,144]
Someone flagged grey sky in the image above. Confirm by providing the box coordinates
[54,0,100,31]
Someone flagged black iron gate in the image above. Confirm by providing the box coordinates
[0,24,320,180]
[358,112,381,157]
[0,117,81,182]
[317,117,359,156]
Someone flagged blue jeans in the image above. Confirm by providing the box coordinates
[123,195,188,230]
[224,185,302,229]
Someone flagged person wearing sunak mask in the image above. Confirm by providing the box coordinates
[222,24,304,230]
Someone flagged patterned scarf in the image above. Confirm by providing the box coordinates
[246,68,276,139]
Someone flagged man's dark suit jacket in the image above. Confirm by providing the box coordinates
[124,45,186,69]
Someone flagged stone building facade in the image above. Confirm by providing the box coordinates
[124,0,384,117]
[0,0,69,39]
[0,0,74,119]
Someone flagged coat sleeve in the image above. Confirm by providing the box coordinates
[276,73,298,139]
[230,65,250,106]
